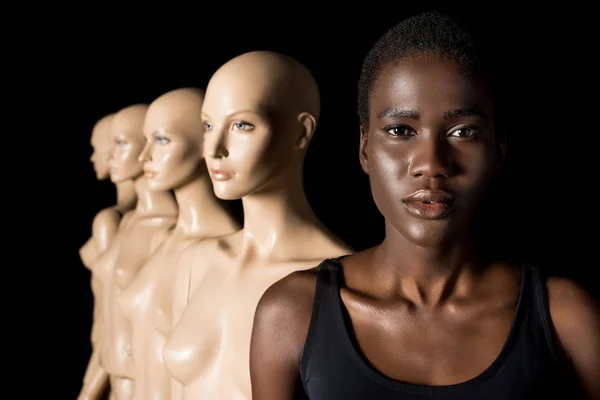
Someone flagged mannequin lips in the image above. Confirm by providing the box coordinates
[402,189,454,219]
[143,166,157,178]
[209,167,233,181]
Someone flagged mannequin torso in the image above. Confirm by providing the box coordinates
[79,114,137,400]
[93,103,179,400]
[166,228,349,399]
[118,88,240,400]
[99,177,177,397]
[162,51,353,399]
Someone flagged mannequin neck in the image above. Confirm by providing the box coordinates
[134,175,178,217]
[173,165,230,236]
[239,161,321,260]
[114,180,137,213]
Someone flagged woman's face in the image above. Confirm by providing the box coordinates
[360,54,502,247]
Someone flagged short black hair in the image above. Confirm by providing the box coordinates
[357,11,491,128]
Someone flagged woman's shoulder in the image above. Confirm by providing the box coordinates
[255,264,323,320]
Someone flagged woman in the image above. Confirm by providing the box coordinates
[249,11,600,399]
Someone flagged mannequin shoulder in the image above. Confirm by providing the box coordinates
[92,207,122,234]
[149,226,174,255]
[180,230,241,265]
[254,267,320,335]
[197,230,243,255]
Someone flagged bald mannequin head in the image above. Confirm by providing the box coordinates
[140,88,207,191]
[202,51,321,200]
[207,50,320,124]
[90,113,114,180]
[109,104,148,183]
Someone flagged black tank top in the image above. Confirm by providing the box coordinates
[298,258,578,399]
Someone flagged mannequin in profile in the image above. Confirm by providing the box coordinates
[162,51,352,399]
[94,104,178,400]
[79,112,137,400]
[119,88,240,400]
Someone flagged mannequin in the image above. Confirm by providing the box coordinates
[118,88,240,400]
[162,51,353,399]
[79,112,137,400]
[94,103,178,400]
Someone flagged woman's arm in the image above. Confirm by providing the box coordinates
[548,277,600,400]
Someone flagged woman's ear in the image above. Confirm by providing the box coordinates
[359,125,369,175]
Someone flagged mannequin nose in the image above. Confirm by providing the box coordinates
[204,129,228,159]
[138,142,152,162]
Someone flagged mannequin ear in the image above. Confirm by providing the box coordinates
[359,125,369,175]
[296,112,317,149]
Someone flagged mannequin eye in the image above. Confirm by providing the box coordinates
[155,136,170,145]
[232,121,254,131]
[203,122,213,131]
[114,139,127,145]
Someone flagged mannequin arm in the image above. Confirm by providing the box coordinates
[548,278,600,399]
[79,335,109,400]
[90,308,104,346]
[92,208,121,253]
[250,271,316,399]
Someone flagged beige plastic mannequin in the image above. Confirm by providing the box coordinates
[118,87,240,400]
[162,51,353,399]
[94,104,178,400]
[79,113,137,400]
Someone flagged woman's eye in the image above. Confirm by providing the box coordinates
[448,126,479,138]
[384,125,413,136]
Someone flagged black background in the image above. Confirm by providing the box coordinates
[36,5,596,398]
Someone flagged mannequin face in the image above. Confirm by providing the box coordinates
[139,89,206,191]
[202,76,295,200]
[109,108,146,183]
[90,117,112,180]
[359,54,503,247]
[139,127,203,191]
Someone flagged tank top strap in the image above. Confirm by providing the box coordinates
[299,257,346,374]
[527,263,561,364]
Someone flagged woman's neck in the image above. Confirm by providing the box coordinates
[370,222,482,307]
[134,175,178,217]
[173,167,234,236]
[114,180,137,213]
